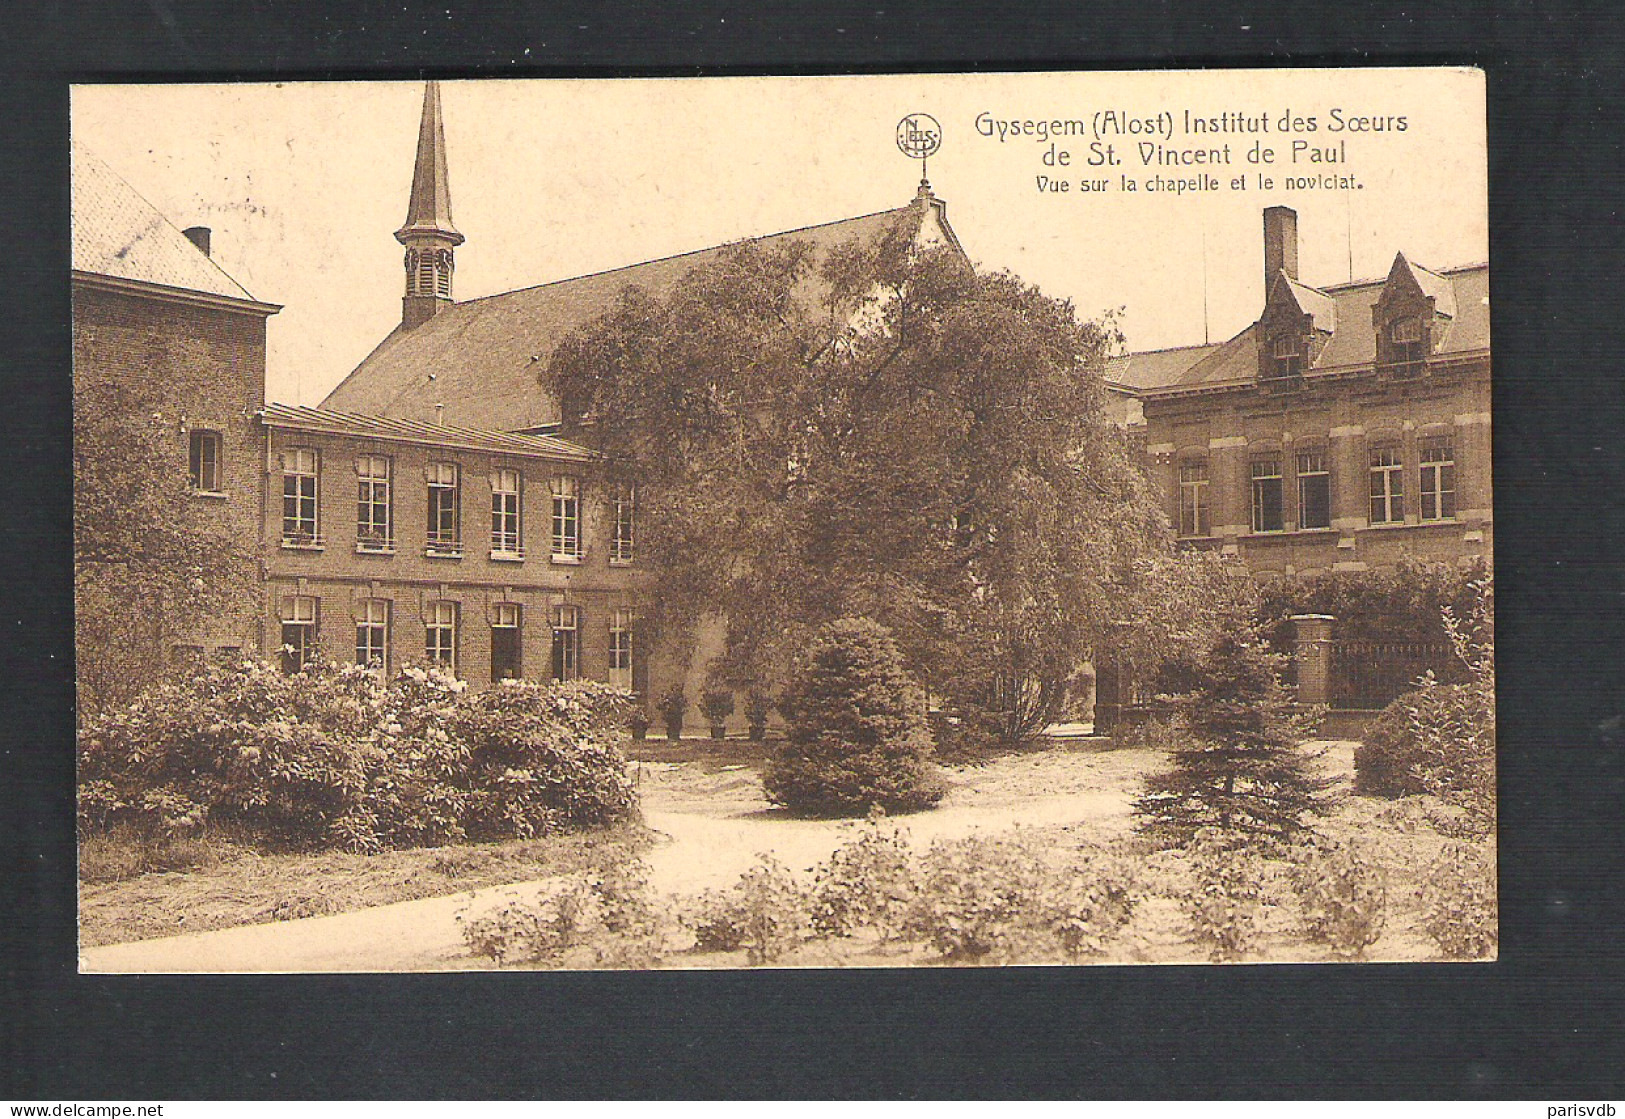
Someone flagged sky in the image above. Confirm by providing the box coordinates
[72,69,1487,407]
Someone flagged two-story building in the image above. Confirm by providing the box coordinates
[1107,206,1491,579]
[259,404,642,688]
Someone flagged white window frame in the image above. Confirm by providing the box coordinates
[1177,460,1209,538]
[608,609,633,690]
[356,598,390,670]
[551,603,580,681]
[356,455,393,552]
[1295,449,1331,530]
[1269,333,1303,379]
[1369,447,1405,524]
[280,594,318,671]
[1250,456,1284,533]
[281,448,321,547]
[189,429,223,494]
[1420,443,1456,521]
[491,602,522,681]
[610,483,636,565]
[551,476,582,563]
[490,468,524,559]
[425,600,458,671]
[426,462,461,556]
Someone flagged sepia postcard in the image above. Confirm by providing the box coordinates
[72,68,1493,973]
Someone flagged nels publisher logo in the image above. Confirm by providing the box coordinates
[896,113,941,159]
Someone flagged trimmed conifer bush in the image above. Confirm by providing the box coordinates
[1135,633,1334,847]
[763,619,945,816]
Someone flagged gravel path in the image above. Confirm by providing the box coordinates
[81,748,1150,973]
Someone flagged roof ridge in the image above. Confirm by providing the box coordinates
[451,203,914,308]
[1111,340,1223,358]
[1320,260,1488,293]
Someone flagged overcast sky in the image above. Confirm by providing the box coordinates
[72,69,1487,407]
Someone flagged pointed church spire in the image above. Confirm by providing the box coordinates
[395,81,463,329]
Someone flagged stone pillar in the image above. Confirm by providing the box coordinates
[1290,614,1336,706]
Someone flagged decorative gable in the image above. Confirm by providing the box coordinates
[1372,252,1453,378]
[1256,273,1334,388]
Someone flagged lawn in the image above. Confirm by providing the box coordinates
[78,822,649,948]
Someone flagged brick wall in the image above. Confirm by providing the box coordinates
[72,281,269,656]
[262,426,646,689]
[1143,358,1492,576]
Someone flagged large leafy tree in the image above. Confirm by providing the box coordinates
[546,215,1167,746]
[74,380,256,717]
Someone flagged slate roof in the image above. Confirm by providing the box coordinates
[71,145,264,304]
[323,202,945,431]
[260,403,598,462]
[1110,261,1489,397]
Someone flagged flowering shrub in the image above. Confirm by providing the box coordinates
[78,657,638,852]
[1181,829,1265,962]
[1418,842,1498,960]
[682,855,806,965]
[1290,837,1387,959]
[1037,848,1138,961]
[806,823,917,940]
[894,833,1139,962]
[458,856,665,969]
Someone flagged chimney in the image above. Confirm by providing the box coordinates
[1263,206,1298,292]
[183,226,212,257]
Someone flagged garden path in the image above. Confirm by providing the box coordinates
[80,747,1153,973]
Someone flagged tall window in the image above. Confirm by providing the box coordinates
[356,455,392,551]
[610,483,636,564]
[426,462,460,555]
[609,609,633,690]
[1369,447,1405,524]
[189,430,222,493]
[1177,460,1209,538]
[551,476,581,561]
[280,595,318,673]
[1250,456,1284,533]
[1296,450,1331,530]
[281,448,319,545]
[1421,443,1456,521]
[1270,333,1303,380]
[551,604,580,681]
[425,601,457,671]
[356,599,389,670]
[491,469,522,557]
[491,602,521,682]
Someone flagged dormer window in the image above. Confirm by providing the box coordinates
[1269,333,1303,380]
[1382,316,1428,378]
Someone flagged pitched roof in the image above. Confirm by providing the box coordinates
[260,403,599,462]
[323,200,955,431]
[1104,342,1225,391]
[71,145,264,304]
[1110,262,1489,396]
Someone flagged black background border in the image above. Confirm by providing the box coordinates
[5,0,1624,1099]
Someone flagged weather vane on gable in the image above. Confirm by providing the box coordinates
[896,113,941,190]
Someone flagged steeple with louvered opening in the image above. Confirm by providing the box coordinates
[395,81,464,329]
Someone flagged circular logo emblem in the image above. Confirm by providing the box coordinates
[896,113,942,160]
